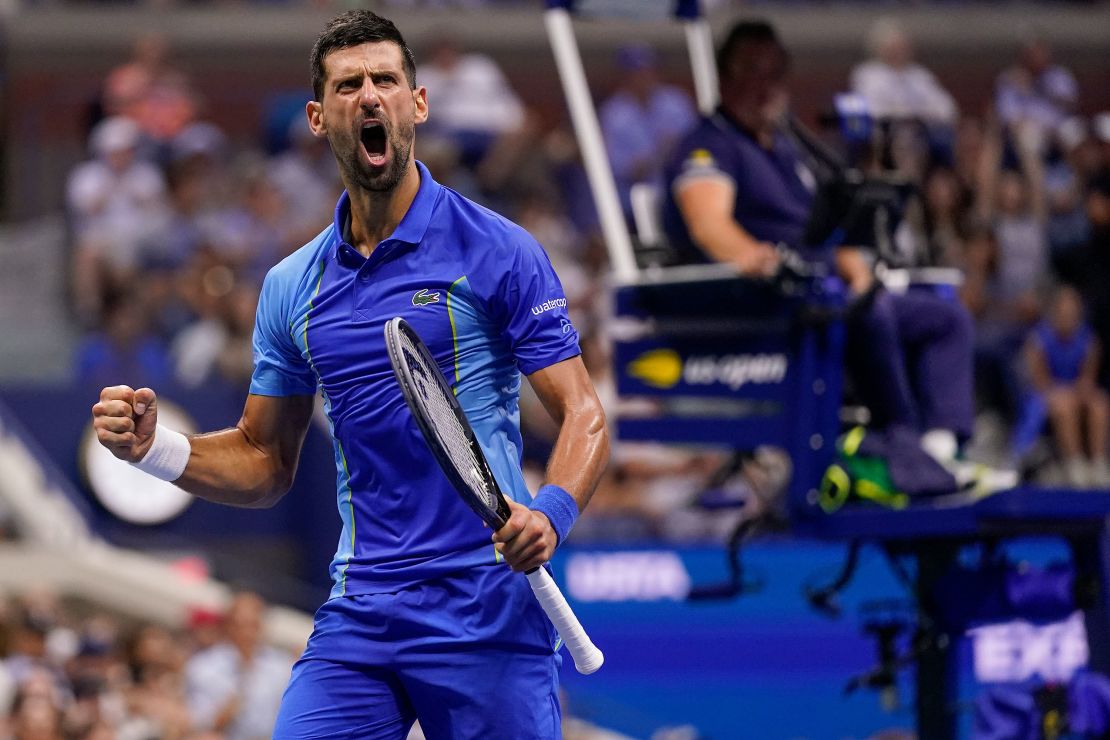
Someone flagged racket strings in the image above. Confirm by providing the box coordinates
[399,333,499,512]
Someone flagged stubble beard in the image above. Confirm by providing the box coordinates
[336,123,414,194]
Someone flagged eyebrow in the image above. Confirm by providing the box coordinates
[332,68,401,86]
[331,61,401,78]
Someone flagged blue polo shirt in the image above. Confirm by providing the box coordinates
[1034,320,1093,383]
[661,109,816,264]
[249,161,580,599]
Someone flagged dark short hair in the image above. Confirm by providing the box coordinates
[716,20,787,80]
[310,10,417,100]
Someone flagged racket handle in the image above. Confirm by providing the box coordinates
[526,568,604,675]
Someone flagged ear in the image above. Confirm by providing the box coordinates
[306,100,327,138]
[413,86,429,126]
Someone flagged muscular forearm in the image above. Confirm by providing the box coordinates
[494,358,608,570]
[542,404,610,513]
[93,387,313,510]
[177,424,299,508]
[491,402,608,572]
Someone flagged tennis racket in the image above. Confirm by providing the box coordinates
[384,317,604,675]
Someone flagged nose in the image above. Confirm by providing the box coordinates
[359,79,380,111]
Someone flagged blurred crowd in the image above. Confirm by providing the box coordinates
[59,19,1110,543]
[843,22,1110,488]
[0,589,627,740]
[0,590,296,740]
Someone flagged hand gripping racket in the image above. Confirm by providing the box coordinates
[385,317,604,675]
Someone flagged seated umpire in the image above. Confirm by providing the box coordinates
[662,20,985,488]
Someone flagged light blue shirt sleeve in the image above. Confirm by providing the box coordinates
[249,266,317,397]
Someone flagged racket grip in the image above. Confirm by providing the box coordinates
[526,568,604,675]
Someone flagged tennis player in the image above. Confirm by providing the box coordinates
[91,10,609,738]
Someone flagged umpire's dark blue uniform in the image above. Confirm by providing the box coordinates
[662,109,974,441]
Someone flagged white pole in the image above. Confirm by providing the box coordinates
[684,18,718,115]
[544,7,638,284]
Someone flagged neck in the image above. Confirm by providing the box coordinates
[234,642,255,662]
[346,162,421,258]
[721,104,774,148]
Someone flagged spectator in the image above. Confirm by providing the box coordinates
[67,117,168,325]
[185,608,224,655]
[850,18,957,171]
[203,157,298,285]
[269,117,342,245]
[953,116,989,195]
[1021,285,1110,487]
[599,44,697,219]
[103,34,169,120]
[514,191,592,323]
[992,169,1048,302]
[172,283,259,391]
[1,600,62,692]
[184,592,293,740]
[966,114,1050,422]
[995,37,1078,162]
[103,33,200,148]
[416,34,525,168]
[417,133,483,203]
[1045,118,1093,264]
[143,158,209,275]
[7,687,62,740]
[120,626,192,740]
[134,157,221,342]
[851,18,956,127]
[921,166,973,269]
[126,625,185,689]
[73,288,172,390]
[1067,172,1110,389]
[61,626,124,740]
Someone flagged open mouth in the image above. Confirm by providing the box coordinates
[360,122,387,167]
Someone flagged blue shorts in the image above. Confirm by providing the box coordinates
[273,564,563,739]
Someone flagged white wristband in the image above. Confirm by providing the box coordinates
[132,425,190,482]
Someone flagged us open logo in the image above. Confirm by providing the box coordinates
[683,354,788,390]
[627,349,788,391]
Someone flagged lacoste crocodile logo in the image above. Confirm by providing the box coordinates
[412,289,440,306]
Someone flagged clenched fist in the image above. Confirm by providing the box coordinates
[91,385,160,463]
[492,499,557,573]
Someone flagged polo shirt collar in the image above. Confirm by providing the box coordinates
[332,160,441,266]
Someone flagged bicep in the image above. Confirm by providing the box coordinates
[674,177,736,233]
[239,393,316,471]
